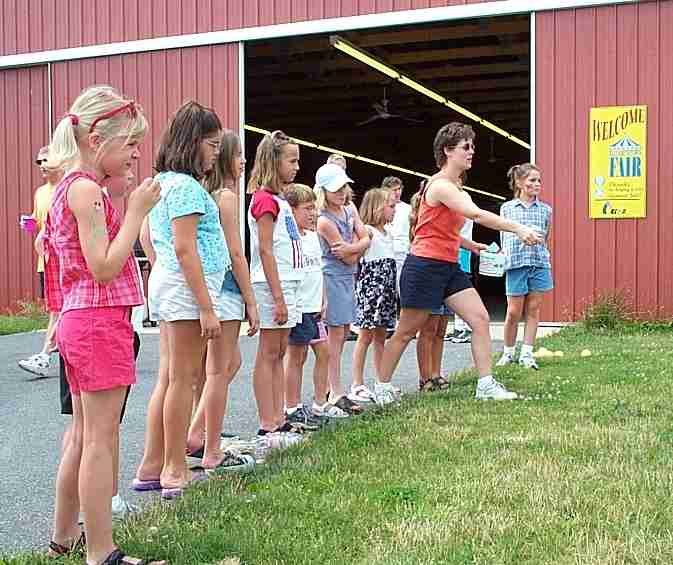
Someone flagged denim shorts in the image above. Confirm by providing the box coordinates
[505,266,554,296]
[400,254,473,310]
[289,313,327,345]
[324,273,355,327]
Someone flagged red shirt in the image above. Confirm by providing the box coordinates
[410,181,464,263]
[44,171,143,314]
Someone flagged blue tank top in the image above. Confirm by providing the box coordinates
[319,206,356,276]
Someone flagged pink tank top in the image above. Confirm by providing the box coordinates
[410,179,464,263]
[44,171,143,313]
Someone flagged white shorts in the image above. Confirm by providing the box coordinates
[215,290,245,322]
[148,263,226,322]
[253,280,301,330]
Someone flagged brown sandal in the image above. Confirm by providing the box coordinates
[431,376,451,390]
[99,548,167,564]
[419,379,437,392]
[47,531,86,558]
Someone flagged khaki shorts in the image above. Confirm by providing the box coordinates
[253,280,301,329]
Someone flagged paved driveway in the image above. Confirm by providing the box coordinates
[0,329,489,555]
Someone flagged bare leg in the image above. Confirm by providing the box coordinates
[416,317,438,383]
[162,320,207,489]
[42,312,59,354]
[326,324,348,398]
[371,327,388,378]
[523,292,546,346]
[51,399,83,550]
[310,341,329,404]
[351,328,373,390]
[194,321,239,468]
[503,296,525,347]
[272,330,290,428]
[446,289,492,378]
[378,309,432,384]
[136,323,168,481]
[285,344,308,409]
[79,387,127,564]
[431,315,450,379]
[253,329,289,432]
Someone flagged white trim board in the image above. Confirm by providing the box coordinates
[0,0,638,69]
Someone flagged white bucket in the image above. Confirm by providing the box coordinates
[479,250,505,277]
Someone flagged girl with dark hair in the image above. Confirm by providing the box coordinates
[373,122,543,406]
[140,100,223,499]
[185,129,258,472]
[497,163,552,370]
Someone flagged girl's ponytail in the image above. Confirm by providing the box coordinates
[48,115,81,170]
[408,180,426,241]
[247,130,294,194]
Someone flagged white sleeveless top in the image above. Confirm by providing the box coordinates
[362,226,395,263]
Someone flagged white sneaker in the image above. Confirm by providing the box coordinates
[373,381,397,407]
[312,401,348,419]
[495,352,515,367]
[111,495,138,520]
[266,431,305,450]
[347,384,375,403]
[18,352,51,376]
[475,379,518,400]
[519,355,539,370]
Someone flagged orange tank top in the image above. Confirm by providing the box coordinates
[410,179,464,263]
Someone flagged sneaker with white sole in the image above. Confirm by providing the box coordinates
[203,449,255,476]
[347,384,375,404]
[373,381,398,406]
[17,352,51,377]
[495,352,515,366]
[475,379,518,400]
[448,329,472,344]
[286,406,322,431]
[312,401,349,419]
[518,355,539,370]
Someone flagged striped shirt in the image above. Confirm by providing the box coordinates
[500,198,552,270]
[44,171,143,313]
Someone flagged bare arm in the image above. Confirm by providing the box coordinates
[429,180,541,245]
[318,214,370,265]
[257,213,284,302]
[173,214,214,311]
[218,191,257,309]
[139,217,156,266]
[69,177,159,283]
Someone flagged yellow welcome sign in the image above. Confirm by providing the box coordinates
[589,105,647,218]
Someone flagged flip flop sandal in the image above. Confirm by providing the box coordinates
[348,385,374,403]
[160,469,208,500]
[131,477,162,492]
[185,444,205,459]
[47,531,85,558]
[99,548,167,564]
[332,395,364,415]
[419,379,437,393]
[431,376,451,390]
[202,451,255,476]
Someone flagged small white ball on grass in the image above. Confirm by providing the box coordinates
[581,349,592,357]
[554,351,564,357]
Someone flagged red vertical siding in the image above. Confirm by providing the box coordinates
[0,65,48,311]
[1,0,506,56]
[50,44,239,188]
[536,1,673,320]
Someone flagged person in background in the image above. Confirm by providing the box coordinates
[446,217,475,344]
[381,176,411,296]
[497,163,552,370]
[17,147,64,377]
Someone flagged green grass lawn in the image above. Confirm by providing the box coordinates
[5,324,673,565]
[0,315,48,336]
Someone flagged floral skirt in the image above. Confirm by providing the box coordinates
[355,258,398,330]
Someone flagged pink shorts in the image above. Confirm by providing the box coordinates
[57,306,136,395]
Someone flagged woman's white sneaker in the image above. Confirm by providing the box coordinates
[495,352,515,367]
[475,379,518,400]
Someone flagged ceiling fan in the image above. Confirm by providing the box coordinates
[356,86,424,126]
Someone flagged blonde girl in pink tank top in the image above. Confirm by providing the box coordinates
[45,85,165,565]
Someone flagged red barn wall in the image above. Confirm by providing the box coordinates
[536,1,673,320]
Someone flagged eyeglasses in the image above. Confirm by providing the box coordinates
[460,142,476,152]
[204,138,221,151]
[35,159,46,165]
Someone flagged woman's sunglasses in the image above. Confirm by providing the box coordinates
[460,142,476,152]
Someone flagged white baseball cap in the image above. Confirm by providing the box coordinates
[314,163,353,193]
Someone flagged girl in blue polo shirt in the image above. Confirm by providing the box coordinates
[497,163,553,370]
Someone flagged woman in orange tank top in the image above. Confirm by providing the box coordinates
[371,122,542,406]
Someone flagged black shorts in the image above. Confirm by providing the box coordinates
[288,313,327,346]
[59,331,141,422]
[39,272,45,299]
[400,254,473,310]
